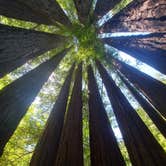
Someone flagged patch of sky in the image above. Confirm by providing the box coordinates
[98,32,151,38]
[5,49,57,82]
[95,70,123,141]
[112,72,140,110]
[97,11,113,27]
[73,36,79,52]
[32,72,58,111]
[97,0,133,27]
[118,51,166,82]
[105,44,166,83]
[92,0,98,11]
[57,0,79,23]
[96,68,131,164]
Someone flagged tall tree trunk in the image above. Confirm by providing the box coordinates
[0,0,72,27]
[55,63,83,166]
[87,65,125,166]
[118,72,166,138]
[30,63,75,166]
[103,33,166,74]
[113,58,166,118]
[103,0,166,33]
[94,0,121,19]
[73,0,93,24]
[96,60,166,166]
[0,24,67,78]
[0,49,68,156]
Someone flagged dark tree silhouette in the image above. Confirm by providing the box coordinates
[0,0,71,26]
[0,23,67,78]
[113,58,166,118]
[55,63,83,166]
[103,33,166,74]
[73,0,93,24]
[118,72,166,138]
[94,0,121,18]
[103,0,166,33]
[0,0,165,164]
[0,49,68,156]
[30,63,75,166]
[87,65,125,166]
[96,60,166,166]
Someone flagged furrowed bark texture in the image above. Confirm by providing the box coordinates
[118,72,166,138]
[103,33,166,74]
[94,0,121,18]
[87,65,125,166]
[55,63,83,166]
[30,64,75,166]
[0,0,71,26]
[103,0,166,33]
[113,59,166,118]
[0,24,67,78]
[96,60,166,166]
[0,49,68,156]
[73,0,93,24]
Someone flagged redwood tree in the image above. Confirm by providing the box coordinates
[113,58,166,118]
[55,63,83,166]
[103,33,166,74]
[0,49,68,156]
[0,0,71,26]
[73,0,93,24]
[0,24,67,78]
[103,0,166,33]
[96,60,166,166]
[94,0,121,19]
[0,0,165,164]
[118,72,166,138]
[30,63,75,166]
[87,65,125,166]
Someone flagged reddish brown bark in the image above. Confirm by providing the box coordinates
[87,65,125,166]
[96,60,166,166]
[103,33,166,74]
[30,64,75,166]
[118,72,166,138]
[103,0,166,33]
[113,58,166,118]
[0,0,72,26]
[55,63,83,166]
[0,49,68,156]
[0,24,67,78]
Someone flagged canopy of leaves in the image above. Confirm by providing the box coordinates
[0,0,165,165]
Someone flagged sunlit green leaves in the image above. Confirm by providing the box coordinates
[0,105,46,166]
[137,108,166,151]
[0,0,165,165]
[57,0,79,23]
[112,0,133,15]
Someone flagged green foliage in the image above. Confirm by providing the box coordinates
[0,75,12,90]
[81,75,92,166]
[119,142,131,166]
[0,105,46,166]
[0,0,165,165]
[71,24,104,61]
[137,108,166,151]
[54,23,104,64]
[0,15,37,29]
[57,0,79,24]
[0,54,71,165]
[112,0,133,15]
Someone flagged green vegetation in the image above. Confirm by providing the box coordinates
[0,105,46,165]
[0,0,165,165]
